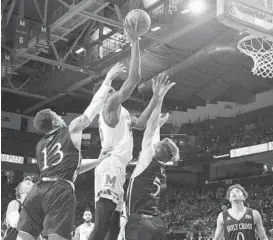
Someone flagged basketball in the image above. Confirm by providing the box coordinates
[125,9,151,36]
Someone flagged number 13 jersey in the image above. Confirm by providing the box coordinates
[36,127,80,181]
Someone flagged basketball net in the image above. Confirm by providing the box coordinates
[237,35,273,79]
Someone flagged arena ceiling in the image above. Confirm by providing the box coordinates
[2,0,273,115]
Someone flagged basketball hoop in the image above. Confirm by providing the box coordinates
[237,35,273,78]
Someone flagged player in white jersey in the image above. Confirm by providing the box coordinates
[74,209,94,240]
[89,21,173,240]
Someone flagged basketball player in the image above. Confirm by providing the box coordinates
[89,18,173,240]
[3,180,34,240]
[213,184,268,240]
[124,77,179,240]
[74,209,94,240]
[16,63,125,240]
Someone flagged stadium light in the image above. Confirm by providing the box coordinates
[76,47,85,54]
[188,0,206,14]
[151,26,161,32]
[181,9,190,14]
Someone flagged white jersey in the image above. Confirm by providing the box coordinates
[75,223,94,240]
[99,106,133,164]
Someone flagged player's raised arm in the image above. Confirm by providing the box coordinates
[104,19,141,113]
[131,78,175,178]
[68,63,126,148]
[253,210,268,240]
[213,213,225,240]
[141,76,175,150]
[132,73,174,130]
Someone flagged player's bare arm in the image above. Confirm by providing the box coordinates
[6,200,20,228]
[131,72,174,130]
[103,19,141,126]
[213,213,225,240]
[79,153,110,174]
[253,210,268,240]
[141,75,175,149]
[132,77,175,178]
[73,226,80,240]
[68,63,126,149]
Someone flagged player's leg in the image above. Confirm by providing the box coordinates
[125,214,142,240]
[151,216,166,240]
[88,198,117,240]
[42,181,76,240]
[104,210,121,240]
[17,231,36,240]
[17,184,44,240]
[91,158,126,240]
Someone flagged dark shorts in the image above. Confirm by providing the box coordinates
[125,214,166,240]
[17,180,76,239]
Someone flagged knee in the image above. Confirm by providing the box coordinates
[17,231,36,240]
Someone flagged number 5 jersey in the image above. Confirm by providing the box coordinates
[35,127,81,181]
[126,159,167,216]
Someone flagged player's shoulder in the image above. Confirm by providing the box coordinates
[251,208,261,219]
[7,200,20,210]
[217,211,225,222]
[76,223,84,230]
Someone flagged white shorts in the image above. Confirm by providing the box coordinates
[94,155,126,212]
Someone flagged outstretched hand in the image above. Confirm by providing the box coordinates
[106,62,127,80]
[123,18,139,42]
[152,72,176,99]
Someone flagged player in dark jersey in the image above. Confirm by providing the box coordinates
[213,184,268,240]
[16,63,126,240]
[3,180,34,240]
[123,77,179,240]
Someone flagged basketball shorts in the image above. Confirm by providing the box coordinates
[17,180,76,239]
[125,214,166,240]
[94,155,126,212]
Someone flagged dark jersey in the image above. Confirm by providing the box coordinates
[36,127,80,181]
[127,159,166,216]
[223,208,256,240]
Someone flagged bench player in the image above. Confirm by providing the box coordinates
[124,76,179,240]
[16,63,125,240]
[213,184,268,240]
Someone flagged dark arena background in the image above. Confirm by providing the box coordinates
[1,0,273,239]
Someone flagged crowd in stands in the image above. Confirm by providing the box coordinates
[2,107,273,239]
[2,176,272,240]
[179,106,273,157]
[159,180,273,239]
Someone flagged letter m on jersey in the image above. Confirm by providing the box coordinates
[105,175,117,187]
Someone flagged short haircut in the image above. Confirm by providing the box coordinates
[162,138,180,161]
[33,109,54,133]
[16,180,33,198]
[83,208,92,214]
[226,184,248,200]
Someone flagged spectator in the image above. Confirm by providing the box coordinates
[74,208,94,240]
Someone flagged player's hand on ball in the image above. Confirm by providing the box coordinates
[152,72,175,98]
[107,62,127,80]
[123,18,139,42]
